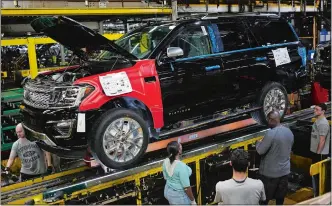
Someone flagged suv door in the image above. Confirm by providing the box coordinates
[209,19,258,106]
[156,23,220,125]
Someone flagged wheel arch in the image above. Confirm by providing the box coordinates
[100,97,155,130]
[272,64,307,94]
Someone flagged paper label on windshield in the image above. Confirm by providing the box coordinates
[272,47,291,67]
[99,72,133,96]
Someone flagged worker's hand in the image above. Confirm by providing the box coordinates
[254,139,262,146]
[47,166,53,175]
[4,167,10,172]
[3,167,11,175]
[191,200,197,205]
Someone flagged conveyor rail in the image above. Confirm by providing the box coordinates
[1,103,330,205]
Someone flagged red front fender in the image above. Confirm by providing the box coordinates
[74,60,164,129]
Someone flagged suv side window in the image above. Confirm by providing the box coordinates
[168,26,212,58]
[250,20,298,45]
[215,22,251,51]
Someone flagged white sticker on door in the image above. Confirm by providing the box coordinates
[272,47,291,67]
[99,71,133,96]
[77,113,86,133]
[201,26,208,36]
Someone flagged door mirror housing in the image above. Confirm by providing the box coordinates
[167,47,183,58]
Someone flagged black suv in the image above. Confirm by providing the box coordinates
[21,14,307,169]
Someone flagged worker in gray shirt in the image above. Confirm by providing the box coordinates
[311,103,330,163]
[256,111,294,205]
[310,103,330,197]
[214,149,266,205]
[5,123,53,182]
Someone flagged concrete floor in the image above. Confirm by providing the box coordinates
[268,188,314,205]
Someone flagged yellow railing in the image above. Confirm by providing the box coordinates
[1,33,123,79]
[310,158,331,196]
[4,134,263,205]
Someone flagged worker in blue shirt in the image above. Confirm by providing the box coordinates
[162,141,196,205]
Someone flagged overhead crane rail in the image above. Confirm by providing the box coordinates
[1,103,330,205]
[1,8,172,16]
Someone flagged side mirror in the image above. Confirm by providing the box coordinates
[167,47,183,58]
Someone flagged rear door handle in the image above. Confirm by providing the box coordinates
[255,57,267,61]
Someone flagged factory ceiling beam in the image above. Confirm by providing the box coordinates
[1,0,166,9]
[1,22,100,34]
[177,3,318,13]
[1,8,172,16]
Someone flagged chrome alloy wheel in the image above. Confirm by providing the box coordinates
[102,117,144,163]
[263,88,287,117]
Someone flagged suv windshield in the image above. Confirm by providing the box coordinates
[97,23,177,60]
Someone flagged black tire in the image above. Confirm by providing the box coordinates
[251,82,288,125]
[89,108,149,169]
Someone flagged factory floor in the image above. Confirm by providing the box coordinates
[268,187,314,205]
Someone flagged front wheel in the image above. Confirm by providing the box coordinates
[89,108,149,169]
[251,82,288,125]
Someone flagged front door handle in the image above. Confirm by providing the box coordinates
[255,57,267,61]
[205,65,221,71]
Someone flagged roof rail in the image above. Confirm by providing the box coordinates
[177,13,208,20]
[200,12,279,19]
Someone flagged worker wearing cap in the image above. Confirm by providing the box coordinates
[5,123,53,181]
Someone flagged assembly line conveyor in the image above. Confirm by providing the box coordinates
[1,103,331,205]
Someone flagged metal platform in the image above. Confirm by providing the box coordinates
[1,103,330,205]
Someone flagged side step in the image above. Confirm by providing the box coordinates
[159,106,262,138]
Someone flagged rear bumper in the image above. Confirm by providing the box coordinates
[316,71,331,90]
[23,123,86,159]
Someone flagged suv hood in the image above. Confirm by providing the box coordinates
[31,16,137,61]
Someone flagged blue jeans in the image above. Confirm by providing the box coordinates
[164,184,191,205]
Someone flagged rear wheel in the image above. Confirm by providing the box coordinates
[251,82,288,125]
[90,108,149,169]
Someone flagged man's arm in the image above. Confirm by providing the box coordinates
[213,182,222,203]
[317,136,326,154]
[6,143,18,169]
[6,158,15,169]
[256,130,273,155]
[259,181,266,201]
[44,151,52,167]
[316,123,329,154]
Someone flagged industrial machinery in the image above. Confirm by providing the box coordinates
[1,88,24,155]
[1,103,331,205]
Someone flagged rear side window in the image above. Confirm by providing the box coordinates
[250,20,298,45]
[214,22,251,52]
